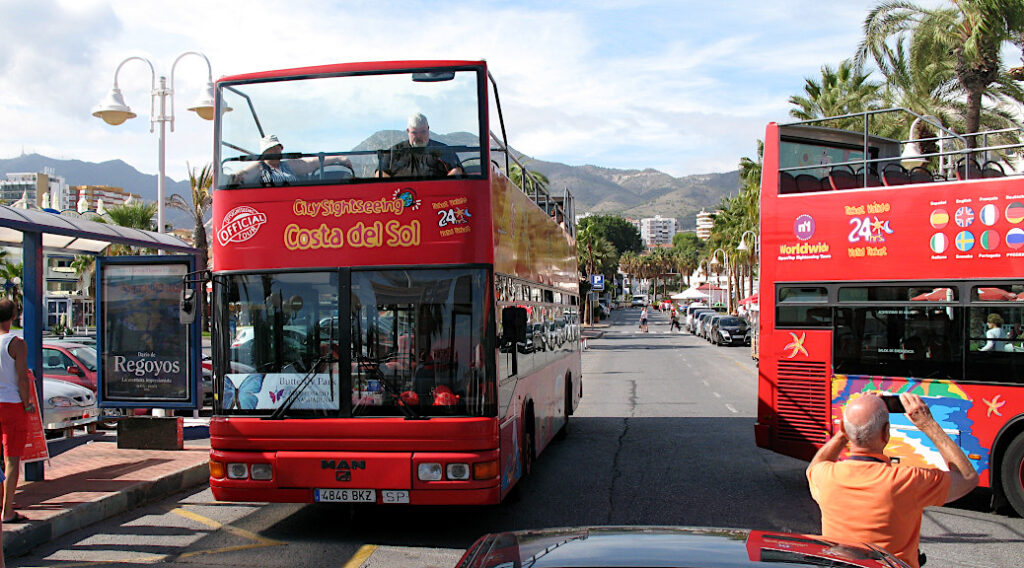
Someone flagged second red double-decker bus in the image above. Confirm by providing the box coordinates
[755,108,1024,516]
[207,60,581,505]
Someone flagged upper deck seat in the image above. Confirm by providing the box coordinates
[982,161,1006,178]
[795,174,825,193]
[955,158,983,180]
[908,166,937,183]
[882,164,911,186]
[780,172,798,194]
[828,166,858,190]
[854,167,882,187]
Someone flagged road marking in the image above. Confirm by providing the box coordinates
[702,380,709,387]
[342,544,379,568]
[170,506,286,558]
[725,404,738,413]
[713,392,721,398]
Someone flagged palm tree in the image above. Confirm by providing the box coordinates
[509,163,551,200]
[71,255,96,298]
[789,59,883,128]
[858,0,1024,144]
[105,201,159,255]
[168,163,213,271]
[578,226,616,324]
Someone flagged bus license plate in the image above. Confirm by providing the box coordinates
[382,490,409,503]
[315,489,376,503]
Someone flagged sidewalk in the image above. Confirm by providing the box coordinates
[1,422,211,558]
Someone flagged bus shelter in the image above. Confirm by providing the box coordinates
[0,205,200,480]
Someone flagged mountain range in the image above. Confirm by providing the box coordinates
[1,147,740,231]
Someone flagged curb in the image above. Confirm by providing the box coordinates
[2,461,210,558]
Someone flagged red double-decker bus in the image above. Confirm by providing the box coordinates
[754,109,1024,515]
[207,60,582,505]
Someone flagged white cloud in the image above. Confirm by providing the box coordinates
[0,0,892,180]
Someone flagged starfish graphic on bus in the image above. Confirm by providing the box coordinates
[784,332,808,358]
[983,394,1006,417]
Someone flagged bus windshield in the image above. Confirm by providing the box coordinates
[218,268,493,418]
[217,67,485,188]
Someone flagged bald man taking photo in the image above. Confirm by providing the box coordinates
[806,392,978,568]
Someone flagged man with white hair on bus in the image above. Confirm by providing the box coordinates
[378,113,464,178]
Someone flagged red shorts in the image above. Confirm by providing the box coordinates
[0,402,28,457]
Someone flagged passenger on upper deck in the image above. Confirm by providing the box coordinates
[232,135,352,186]
[377,113,464,178]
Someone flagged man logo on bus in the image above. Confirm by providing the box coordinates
[794,215,815,241]
[218,206,268,246]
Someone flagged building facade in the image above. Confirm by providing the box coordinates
[640,215,676,247]
[0,170,70,210]
[69,185,141,211]
[695,209,716,240]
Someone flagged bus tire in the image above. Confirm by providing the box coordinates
[555,375,571,441]
[1001,434,1024,517]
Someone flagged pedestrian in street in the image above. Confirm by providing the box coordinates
[0,298,32,525]
[806,392,978,568]
[670,309,681,332]
[638,306,648,333]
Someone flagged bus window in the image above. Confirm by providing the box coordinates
[839,286,957,302]
[965,306,1024,383]
[833,306,962,381]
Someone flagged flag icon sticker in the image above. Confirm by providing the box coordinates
[955,206,974,227]
[1008,228,1024,249]
[930,233,948,254]
[980,230,999,251]
[979,204,997,226]
[955,231,975,252]
[1007,202,1024,224]
[929,209,949,229]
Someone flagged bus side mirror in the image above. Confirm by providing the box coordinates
[180,288,197,324]
[502,307,528,343]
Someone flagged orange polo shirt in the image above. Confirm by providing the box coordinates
[806,452,950,568]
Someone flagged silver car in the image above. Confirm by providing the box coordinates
[43,377,98,435]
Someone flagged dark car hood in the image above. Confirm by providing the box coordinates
[456,526,904,568]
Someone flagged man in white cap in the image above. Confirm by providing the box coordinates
[378,113,464,178]
[233,135,353,185]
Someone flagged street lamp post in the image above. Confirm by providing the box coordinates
[92,52,218,233]
[709,248,730,313]
[737,229,759,301]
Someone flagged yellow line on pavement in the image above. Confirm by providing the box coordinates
[341,544,378,568]
[169,506,286,557]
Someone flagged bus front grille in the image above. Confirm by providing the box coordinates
[775,361,829,443]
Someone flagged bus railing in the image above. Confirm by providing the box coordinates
[777,107,1024,190]
[490,131,575,238]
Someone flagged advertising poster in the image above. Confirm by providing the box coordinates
[100,262,191,404]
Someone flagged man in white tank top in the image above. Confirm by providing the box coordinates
[0,298,32,526]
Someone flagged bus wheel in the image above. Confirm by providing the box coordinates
[1001,434,1024,516]
[555,376,571,441]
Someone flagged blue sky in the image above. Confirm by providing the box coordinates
[0,0,891,181]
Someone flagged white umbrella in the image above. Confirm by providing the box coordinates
[673,288,708,300]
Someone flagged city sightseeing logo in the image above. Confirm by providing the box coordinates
[218,206,268,246]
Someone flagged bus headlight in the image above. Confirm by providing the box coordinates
[227,463,249,480]
[250,463,273,480]
[417,463,443,481]
[446,463,470,480]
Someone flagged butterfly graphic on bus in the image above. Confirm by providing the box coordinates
[223,374,266,410]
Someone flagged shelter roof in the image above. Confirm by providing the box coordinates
[0,205,198,255]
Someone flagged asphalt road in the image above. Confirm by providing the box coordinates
[12,308,1024,567]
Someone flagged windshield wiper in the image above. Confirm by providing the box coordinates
[265,355,330,420]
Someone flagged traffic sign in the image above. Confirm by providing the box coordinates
[590,274,604,291]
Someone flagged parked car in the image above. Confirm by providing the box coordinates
[711,316,749,346]
[704,314,726,341]
[695,311,717,339]
[43,377,98,437]
[455,526,910,568]
[686,307,713,333]
[42,341,97,391]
